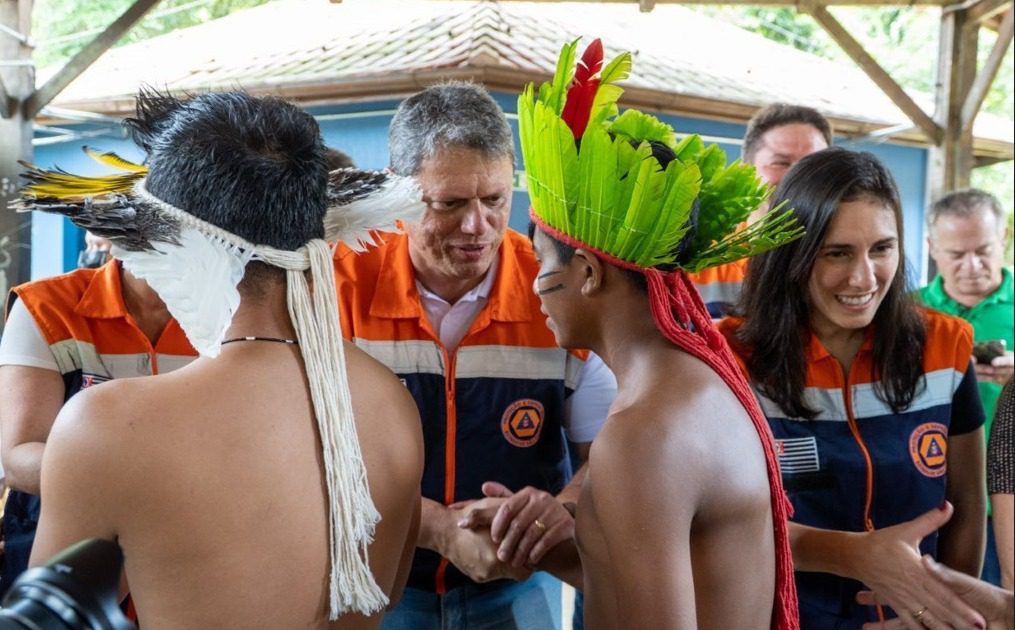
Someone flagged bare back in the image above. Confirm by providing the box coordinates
[576,349,775,630]
[32,341,422,629]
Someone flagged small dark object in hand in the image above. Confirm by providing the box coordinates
[972,339,1006,365]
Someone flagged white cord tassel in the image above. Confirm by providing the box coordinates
[282,240,387,617]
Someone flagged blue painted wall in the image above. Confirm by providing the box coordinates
[31,91,930,284]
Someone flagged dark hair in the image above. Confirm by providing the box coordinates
[527,141,697,290]
[324,146,356,170]
[735,147,926,419]
[388,81,514,176]
[126,89,328,252]
[742,103,833,163]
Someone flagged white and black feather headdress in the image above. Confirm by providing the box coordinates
[11,111,423,618]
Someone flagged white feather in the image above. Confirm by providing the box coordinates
[112,227,253,357]
[324,175,425,251]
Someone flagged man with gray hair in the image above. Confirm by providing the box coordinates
[334,81,614,629]
[918,187,1014,585]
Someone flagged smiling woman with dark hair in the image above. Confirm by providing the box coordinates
[719,147,989,630]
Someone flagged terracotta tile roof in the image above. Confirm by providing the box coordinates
[46,0,1011,155]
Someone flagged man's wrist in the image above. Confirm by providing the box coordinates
[418,499,453,556]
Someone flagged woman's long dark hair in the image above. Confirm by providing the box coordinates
[734,147,926,419]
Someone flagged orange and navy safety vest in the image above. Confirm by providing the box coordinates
[689,258,746,319]
[1,261,195,594]
[334,230,588,593]
[719,309,984,625]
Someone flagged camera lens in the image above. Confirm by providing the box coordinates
[0,583,88,628]
[0,539,135,629]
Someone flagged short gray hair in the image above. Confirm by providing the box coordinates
[388,81,514,176]
[928,188,1006,235]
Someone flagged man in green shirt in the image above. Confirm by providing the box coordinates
[918,187,1013,586]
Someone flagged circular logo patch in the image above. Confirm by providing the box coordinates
[501,399,545,448]
[909,422,948,478]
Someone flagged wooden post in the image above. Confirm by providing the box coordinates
[927,6,979,205]
[0,0,33,310]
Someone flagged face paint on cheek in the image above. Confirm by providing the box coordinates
[536,270,566,295]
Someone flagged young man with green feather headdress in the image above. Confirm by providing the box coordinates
[519,38,803,629]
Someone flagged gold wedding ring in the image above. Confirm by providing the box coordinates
[911,607,928,620]
[533,518,547,531]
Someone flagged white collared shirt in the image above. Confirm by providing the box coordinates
[416,257,499,352]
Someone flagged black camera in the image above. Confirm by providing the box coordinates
[0,538,135,629]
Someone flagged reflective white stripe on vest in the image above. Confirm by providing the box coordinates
[457,345,582,389]
[695,280,741,305]
[353,338,582,388]
[757,367,965,422]
[352,338,445,376]
[49,338,193,378]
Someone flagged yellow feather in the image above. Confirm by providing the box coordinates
[83,146,148,173]
[19,161,142,200]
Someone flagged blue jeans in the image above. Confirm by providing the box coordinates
[381,572,561,630]
[571,590,584,630]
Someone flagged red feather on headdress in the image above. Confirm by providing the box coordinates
[560,38,604,139]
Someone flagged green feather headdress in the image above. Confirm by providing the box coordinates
[519,38,803,272]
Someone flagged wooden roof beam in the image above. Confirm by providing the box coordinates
[23,0,162,119]
[806,4,943,145]
[964,0,1012,24]
[961,6,1014,131]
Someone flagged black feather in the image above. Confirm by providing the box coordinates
[327,168,390,206]
[11,194,181,251]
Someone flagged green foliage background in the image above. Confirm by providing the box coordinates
[32,0,273,68]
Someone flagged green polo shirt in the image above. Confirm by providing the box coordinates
[917,267,1014,434]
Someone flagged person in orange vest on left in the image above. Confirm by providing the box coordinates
[0,229,197,593]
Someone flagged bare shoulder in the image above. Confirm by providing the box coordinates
[343,341,422,461]
[343,342,419,421]
[47,379,164,489]
[591,356,757,501]
[51,378,149,451]
[591,403,696,496]
[34,378,154,556]
[587,405,700,541]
